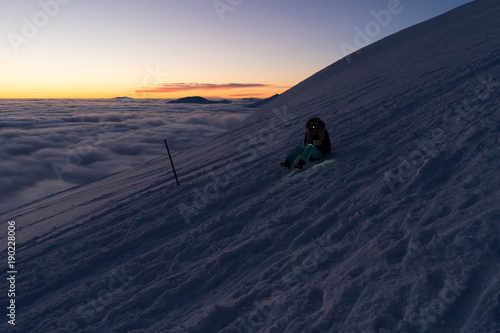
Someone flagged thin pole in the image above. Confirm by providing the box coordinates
[164,139,179,185]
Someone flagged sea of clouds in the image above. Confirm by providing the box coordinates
[0,99,255,213]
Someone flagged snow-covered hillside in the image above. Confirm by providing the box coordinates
[4,0,500,332]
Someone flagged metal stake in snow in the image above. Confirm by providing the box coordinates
[164,139,179,185]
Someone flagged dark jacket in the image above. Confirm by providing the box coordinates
[304,117,331,157]
[304,129,331,156]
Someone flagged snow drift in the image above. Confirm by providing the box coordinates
[3,0,500,332]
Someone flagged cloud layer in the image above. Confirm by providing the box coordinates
[134,83,269,94]
[0,99,254,213]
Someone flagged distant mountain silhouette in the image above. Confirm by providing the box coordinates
[113,96,134,100]
[244,94,279,108]
[167,96,231,104]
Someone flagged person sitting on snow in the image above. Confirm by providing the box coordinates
[280,117,331,169]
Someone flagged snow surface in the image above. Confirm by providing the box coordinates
[3,1,500,332]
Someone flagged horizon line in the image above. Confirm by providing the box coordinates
[0,95,277,100]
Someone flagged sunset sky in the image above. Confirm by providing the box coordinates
[0,0,472,99]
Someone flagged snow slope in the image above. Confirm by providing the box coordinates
[3,1,500,332]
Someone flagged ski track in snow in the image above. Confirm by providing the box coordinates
[2,1,500,332]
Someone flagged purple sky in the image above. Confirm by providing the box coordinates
[0,0,473,98]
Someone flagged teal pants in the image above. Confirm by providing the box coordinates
[286,144,323,164]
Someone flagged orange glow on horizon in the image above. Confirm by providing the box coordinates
[0,85,288,99]
[131,85,287,99]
